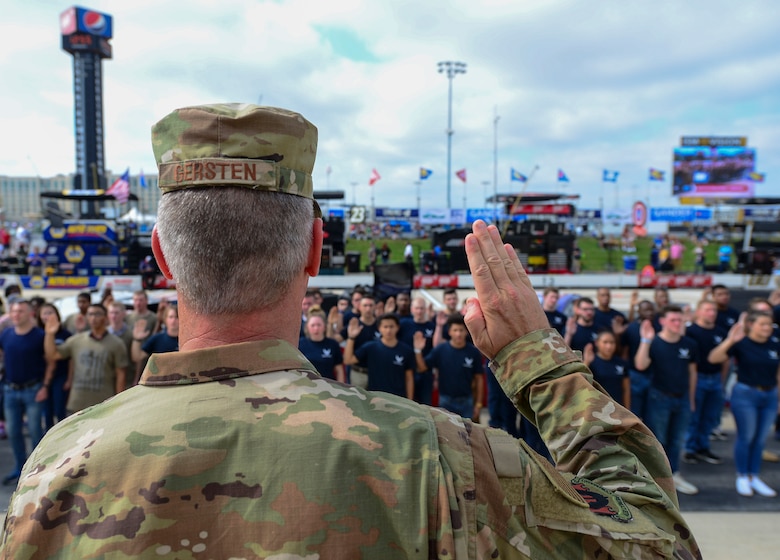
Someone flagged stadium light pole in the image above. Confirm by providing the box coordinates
[493,108,500,223]
[438,61,467,210]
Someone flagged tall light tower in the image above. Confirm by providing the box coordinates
[493,108,500,223]
[437,61,467,210]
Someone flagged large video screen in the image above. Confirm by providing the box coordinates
[673,146,756,198]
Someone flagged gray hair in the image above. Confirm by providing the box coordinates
[156,188,313,315]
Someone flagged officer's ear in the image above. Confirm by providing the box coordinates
[151,226,173,280]
[305,218,323,277]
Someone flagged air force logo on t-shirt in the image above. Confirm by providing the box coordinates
[678,348,690,359]
[553,316,564,325]
[322,348,332,358]
[615,365,625,375]
[464,357,474,368]
[714,336,723,344]
[425,329,434,338]
[374,331,382,339]
[394,355,405,366]
[769,350,778,360]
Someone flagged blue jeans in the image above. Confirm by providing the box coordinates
[3,383,45,476]
[646,388,691,473]
[45,374,70,430]
[629,370,653,421]
[439,394,473,419]
[685,374,724,454]
[730,382,779,476]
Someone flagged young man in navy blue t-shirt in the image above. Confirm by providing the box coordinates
[542,287,567,336]
[344,313,414,399]
[565,297,599,353]
[621,299,659,420]
[635,305,699,495]
[399,297,436,405]
[682,300,728,465]
[414,314,484,419]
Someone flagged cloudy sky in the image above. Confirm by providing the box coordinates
[1,0,778,213]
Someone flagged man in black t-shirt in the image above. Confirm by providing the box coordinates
[542,287,567,336]
[344,313,414,399]
[341,296,379,388]
[712,284,740,331]
[565,297,599,353]
[399,297,436,405]
[683,300,728,465]
[593,287,627,333]
[635,305,699,495]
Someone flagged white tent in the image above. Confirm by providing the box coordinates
[118,207,156,224]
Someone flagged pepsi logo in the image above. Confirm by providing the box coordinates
[82,11,107,34]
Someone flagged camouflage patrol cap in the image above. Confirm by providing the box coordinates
[151,103,320,215]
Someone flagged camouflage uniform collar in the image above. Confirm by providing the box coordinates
[139,339,318,386]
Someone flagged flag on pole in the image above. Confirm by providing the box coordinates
[368,168,381,186]
[749,171,766,182]
[557,169,569,182]
[139,169,147,188]
[511,168,527,182]
[107,168,130,203]
[455,169,467,183]
[649,168,665,181]
[420,167,433,180]
[602,169,619,182]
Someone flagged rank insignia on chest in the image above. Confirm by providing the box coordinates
[571,477,633,523]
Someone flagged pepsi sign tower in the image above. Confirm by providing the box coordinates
[60,6,112,199]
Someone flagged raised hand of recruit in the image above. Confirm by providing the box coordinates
[639,319,655,341]
[44,313,61,335]
[347,317,363,339]
[726,315,746,344]
[463,220,548,359]
[413,331,426,351]
[133,320,150,341]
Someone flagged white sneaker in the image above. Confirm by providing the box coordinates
[750,477,777,498]
[736,476,753,497]
[672,472,699,495]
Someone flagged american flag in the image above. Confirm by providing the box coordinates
[107,169,130,203]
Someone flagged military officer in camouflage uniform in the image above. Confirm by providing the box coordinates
[0,104,701,559]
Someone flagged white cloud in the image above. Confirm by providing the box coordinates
[1,0,778,213]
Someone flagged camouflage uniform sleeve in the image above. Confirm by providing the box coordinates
[490,328,700,558]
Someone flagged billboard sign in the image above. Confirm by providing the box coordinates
[509,204,574,216]
[673,136,757,198]
[60,7,113,38]
[650,207,712,222]
[466,208,506,223]
[603,207,631,225]
[374,208,418,220]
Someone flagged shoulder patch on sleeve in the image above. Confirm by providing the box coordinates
[571,476,633,523]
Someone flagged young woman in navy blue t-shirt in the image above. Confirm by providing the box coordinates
[709,310,780,497]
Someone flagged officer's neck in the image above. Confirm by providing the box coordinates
[177,280,307,351]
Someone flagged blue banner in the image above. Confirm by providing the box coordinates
[466,208,506,223]
[22,276,101,290]
[650,207,711,222]
[374,208,419,219]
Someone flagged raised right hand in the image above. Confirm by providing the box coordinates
[462,221,549,359]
